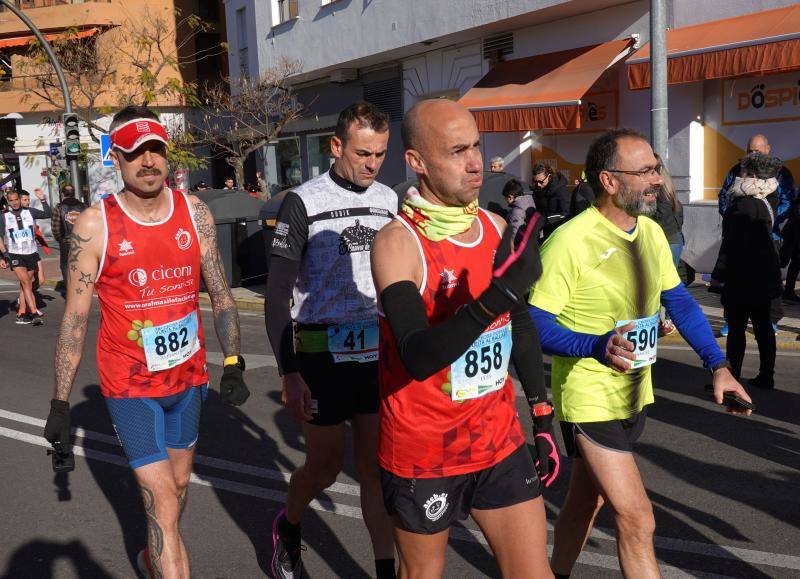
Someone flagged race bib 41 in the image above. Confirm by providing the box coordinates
[327,319,379,363]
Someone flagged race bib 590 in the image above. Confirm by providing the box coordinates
[616,313,659,369]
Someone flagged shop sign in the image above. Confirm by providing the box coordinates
[723,72,800,125]
[577,91,617,132]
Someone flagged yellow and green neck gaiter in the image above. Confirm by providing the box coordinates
[401,187,479,242]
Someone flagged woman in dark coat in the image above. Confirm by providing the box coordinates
[712,153,783,389]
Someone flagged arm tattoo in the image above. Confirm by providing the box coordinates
[68,233,91,273]
[78,271,94,289]
[54,312,89,400]
[193,200,240,357]
[141,486,164,578]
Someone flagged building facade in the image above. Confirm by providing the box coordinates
[226,0,800,272]
[0,0,227,214]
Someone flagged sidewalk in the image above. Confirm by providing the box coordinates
[3,246,798,350]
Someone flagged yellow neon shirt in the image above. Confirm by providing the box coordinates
[530,206,681,422]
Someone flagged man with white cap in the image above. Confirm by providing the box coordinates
[44,105,250,578]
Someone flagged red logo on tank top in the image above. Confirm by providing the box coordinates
[175,228,193,251]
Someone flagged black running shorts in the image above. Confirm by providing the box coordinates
[380,443,542,535]
[8,252,39,271]
[296,351,379,426]
[560,407,648,458]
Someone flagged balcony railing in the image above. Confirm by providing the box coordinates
[0,0,111,10]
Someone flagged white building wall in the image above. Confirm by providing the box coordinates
[259,0,577,76]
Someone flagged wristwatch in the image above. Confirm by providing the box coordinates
[709,360,731,374]
[223,355,246,371]
[530,401,554,418]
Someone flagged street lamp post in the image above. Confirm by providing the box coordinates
[650,0,669,161]
[0,0,81,196]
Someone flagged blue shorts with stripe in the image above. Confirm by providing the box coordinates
[105,384,207,469]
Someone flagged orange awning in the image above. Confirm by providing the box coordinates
[459,38,634,132]
[628,5,800,90]
[0,27,99,49]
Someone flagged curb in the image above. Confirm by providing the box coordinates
[198,292,264,313]
[659,331,800,352]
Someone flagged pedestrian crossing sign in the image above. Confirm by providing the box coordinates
[100,134,114,167]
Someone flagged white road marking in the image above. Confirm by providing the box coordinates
[0,426,736,578]
[2,410,799,573]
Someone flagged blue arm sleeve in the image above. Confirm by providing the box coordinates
[661,283,725,368]
[718,169,735,216]
[775,171,795,225]
[528,306,609,362]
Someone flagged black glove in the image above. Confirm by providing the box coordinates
[531,408,561,488]
[479,213,543,317]
[44,399,71,452]
[220,366,250,406]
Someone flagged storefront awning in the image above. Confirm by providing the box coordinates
[627,4,800,90]
[0,27,99,49]
[458,38,634,132]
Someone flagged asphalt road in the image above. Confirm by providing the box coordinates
[0,286,798,578]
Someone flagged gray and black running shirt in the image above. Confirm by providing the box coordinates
[271,169,398,324]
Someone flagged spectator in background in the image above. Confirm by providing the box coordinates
[503,178,538,246]
[531,162,570,239]
[256,170,270,200]
[712,153,783,389]
[192,181,209,192]
[653,156,684,336]
[569,171,595,218]
[0,193,7,212]
[51,184,87,291]
[780,193,800,302]
[222,177,236,190]
[717,134,790,336]
[718,135,794,225]
[489,156,504,172]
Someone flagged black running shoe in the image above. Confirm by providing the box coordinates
[748,374,775,390]
[16,314,32,325]
[31,314,44,326]
[271,509,305,579]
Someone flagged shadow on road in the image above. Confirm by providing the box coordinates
[640,357,798,576]
[70,385,147,575]
[0,539,113,579]
[199,388,370,578]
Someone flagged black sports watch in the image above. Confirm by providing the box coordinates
[709,360,731,374]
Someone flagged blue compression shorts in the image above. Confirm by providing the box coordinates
[105,384,207,469]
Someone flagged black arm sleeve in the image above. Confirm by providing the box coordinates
[30,201,52,220]
[509,301,547,405]
[380,280,497,381]
[270,191,308,261]
[265,255,301,375]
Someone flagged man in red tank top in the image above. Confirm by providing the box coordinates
[43,106,250,578]
[370,98,560,577]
